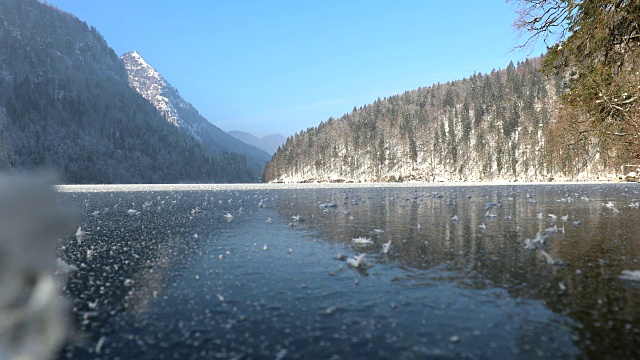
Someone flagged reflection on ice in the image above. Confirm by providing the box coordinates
[53,183,640,359]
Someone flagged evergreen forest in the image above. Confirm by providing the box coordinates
[264,59,604,182]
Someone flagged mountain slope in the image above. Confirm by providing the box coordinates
[0,107,10,169]
[264,59,615,183]
[121,52,271,168]
[229,131,286,155]
[0,0,257,183]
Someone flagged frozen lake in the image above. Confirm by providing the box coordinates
[55,183,640,359]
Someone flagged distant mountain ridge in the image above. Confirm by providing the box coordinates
[0,0,258,183]
[121,51,271,168]
[229,131,286,155]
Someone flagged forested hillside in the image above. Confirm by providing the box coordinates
[265,59,617,183]
[0,0,256,183]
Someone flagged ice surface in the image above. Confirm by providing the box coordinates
[52,182,640,359]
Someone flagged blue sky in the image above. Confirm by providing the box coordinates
[47,0,545,137]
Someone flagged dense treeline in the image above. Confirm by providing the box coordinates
[0,0,256,183]
[265,59,613,182]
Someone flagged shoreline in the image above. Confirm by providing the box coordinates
[55,179,635,193]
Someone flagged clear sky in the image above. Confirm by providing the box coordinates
[46,0,545,138]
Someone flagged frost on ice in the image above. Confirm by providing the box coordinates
[619,270,640,281]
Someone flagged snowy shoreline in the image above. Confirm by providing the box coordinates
[55,179,632,193]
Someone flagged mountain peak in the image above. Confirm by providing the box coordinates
[121,51,272,165]
[122,51,150,69]
[121,51,179,126]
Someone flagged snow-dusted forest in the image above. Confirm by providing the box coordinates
[264,59,617,183]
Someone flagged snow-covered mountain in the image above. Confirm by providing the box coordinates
[121,51,271,166]
[229,131,286,155]
[122,51,183,127]
[0,0,260,184]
